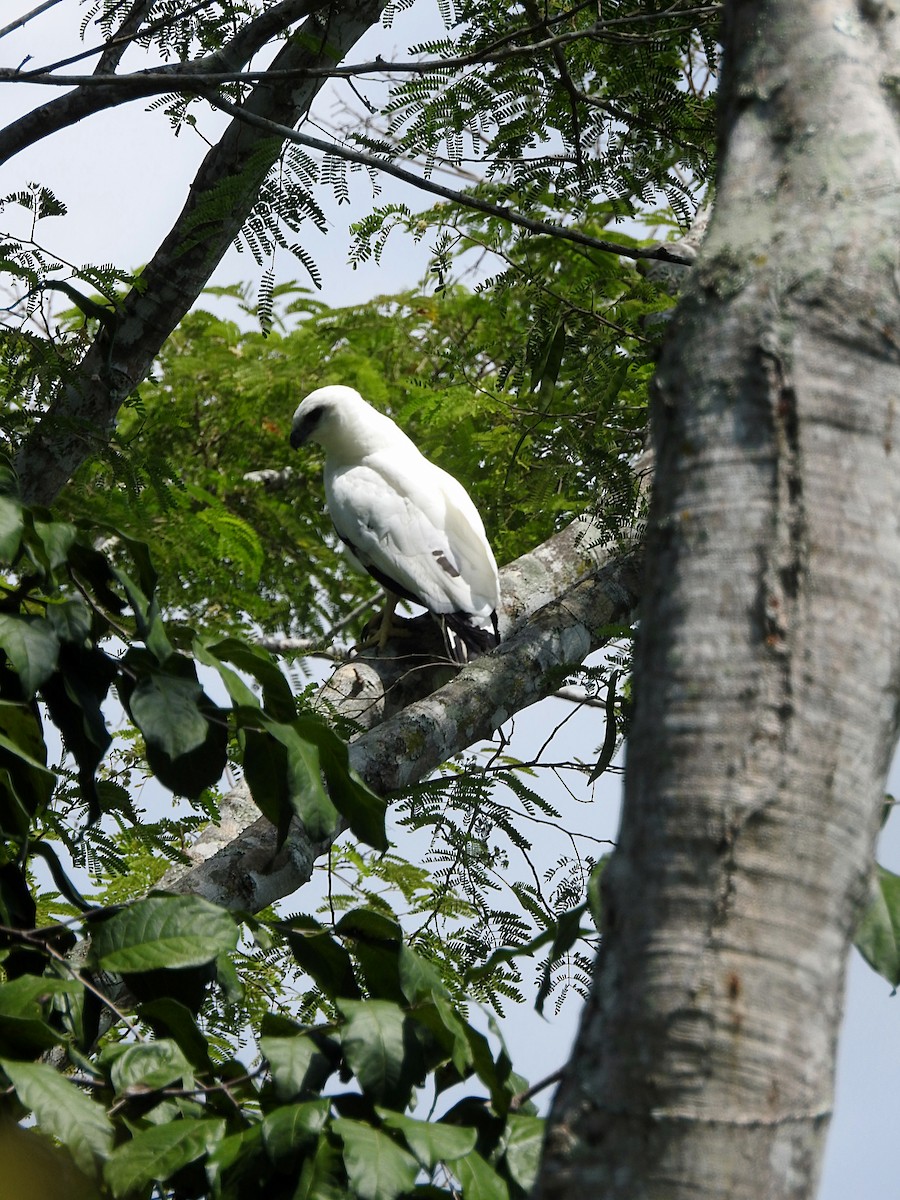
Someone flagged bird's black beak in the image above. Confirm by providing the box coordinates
[290,405,323,450]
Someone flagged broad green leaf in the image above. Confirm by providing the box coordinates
[1,1057,114,1178]
[0,701,55,828]
[128,671,211,760]
[282,914,360,999]
[247,715,340,840]
[502,1114,545,1191]
[335,908,403,1002]
[45,598,92,644]
[206,1124,265,1190]
[0,614,60,698]
[262,1099,330,1162]
[296,716,387,850]
[333,1119,418,1200]
[204,637,295,721]
[92,894,238,972]
[104,1117,226,1198]
[125,665,226,798]
[0,973,81,1018]
[398,942,448,1004]
[338,999,412,1108]
[109,1039,194,1096]
[194,640,260,709]
[856,864,900,986]
[137,998,215,1071]
[378,1110,477,1167]
[453,1150,510,1200]
[29,517,76,572]
[0,494,24,561]
[0,974,78,1051]
[260,1033,336,1100]
[294,1132,348,1200]
[426,994,475,1078]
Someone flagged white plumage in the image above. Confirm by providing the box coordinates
[290,385,501,660]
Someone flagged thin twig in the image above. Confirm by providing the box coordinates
[0,0,64,41]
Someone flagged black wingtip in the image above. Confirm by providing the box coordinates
[443,611,501,663]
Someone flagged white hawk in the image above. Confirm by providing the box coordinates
[290,385,501,660]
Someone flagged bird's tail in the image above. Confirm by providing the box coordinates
[441,610,501,663]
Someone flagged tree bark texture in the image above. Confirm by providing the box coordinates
[537,3,900,1199]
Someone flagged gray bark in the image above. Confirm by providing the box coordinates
[537,3,900,1198]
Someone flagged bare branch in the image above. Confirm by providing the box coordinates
[0,0,65,41]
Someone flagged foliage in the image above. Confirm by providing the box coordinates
[0,474,606,1197]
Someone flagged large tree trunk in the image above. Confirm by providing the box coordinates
[537,3,900,1198]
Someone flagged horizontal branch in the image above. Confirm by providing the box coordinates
[163,521,643,910]
[4,4,722,91]
[204,91,694,267]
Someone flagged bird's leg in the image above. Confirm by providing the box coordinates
[376,591,399,649]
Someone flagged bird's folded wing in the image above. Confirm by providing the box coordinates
[327,459,499,617]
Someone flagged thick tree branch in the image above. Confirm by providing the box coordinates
[537,2,900,1196]
[12,0,387,506]
[163,518,642,909]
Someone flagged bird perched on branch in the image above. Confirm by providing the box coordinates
[290,385,501,661]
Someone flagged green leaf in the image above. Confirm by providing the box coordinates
[453,1151,510,1200]
[502,1114,545,1191]
[206,1124,265,1191]
[0,494,24,561]
[28,516,76,572]
[204,637,295,721]
[45,599,92,644]
[282,913,361,999]
[294,1131,347,1200]
[335,908,403,1002]
[0,975,75,1055]
[398,942,448,1005]
[104,1117,226,1197]
[92,895,238,972]
[378,1110,477,1167]
[296,717,388,851]
[247,717,340,843]
[420,995,475,1078]
[260,1033,337,1100]
[262,1099,330,1162]
[128,671,209,759]
[126,666,226,798]
[0,1058,114,1178]
[109,1039,194,1096]
[856,864,900,987]
[338,999,414,1108]
[137,997,215,1071]
[0,614,60,698]
[333,1119,419,1200]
